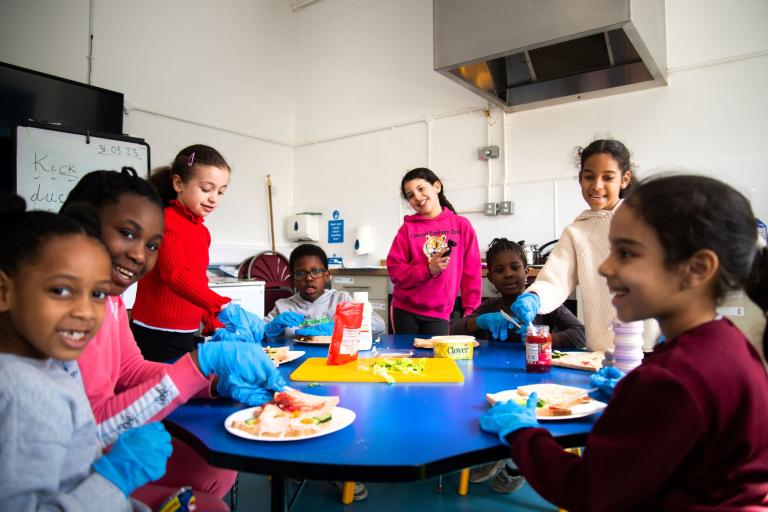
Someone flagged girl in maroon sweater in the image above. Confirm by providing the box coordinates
[480,175,768,511]
[132,145,233,361]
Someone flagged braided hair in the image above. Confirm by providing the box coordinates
[1,193,103,277]
[486,238,527,268]
[62,167,163,211]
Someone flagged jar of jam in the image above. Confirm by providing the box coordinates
[525,324,552,373]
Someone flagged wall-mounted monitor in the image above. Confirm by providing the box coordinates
[0,61,124,191]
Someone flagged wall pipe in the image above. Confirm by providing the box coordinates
[486,106,492,204]
[502,111,508,202]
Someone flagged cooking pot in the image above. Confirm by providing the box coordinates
[516,240,540,266]
[517,239,559,265]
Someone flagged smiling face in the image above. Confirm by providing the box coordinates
[0,235,112,361]
[579,153,631,211]
[98,193,165,296]
[292,255,329,302]
[599,205,692,330]
[403,178,443,218]
[173,164,230,218]
[487,249,528,300]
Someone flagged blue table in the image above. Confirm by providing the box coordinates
[165,335,599,511]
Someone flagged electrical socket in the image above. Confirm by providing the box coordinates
[484,202,498,216]
[499,201,514,215]
[478,145,499,160]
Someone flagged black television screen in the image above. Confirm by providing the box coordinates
[0,61,124,191]
[0,61,124,136]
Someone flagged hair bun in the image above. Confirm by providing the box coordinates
[0,192,28,222]
[121,166,138,178]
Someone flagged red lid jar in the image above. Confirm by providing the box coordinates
[525,324,552,373]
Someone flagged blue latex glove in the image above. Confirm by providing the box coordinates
[509,292,541,327]
[265,312,306,339]
[295,321,334,337]
[197,341,284,388]
[217,372,285,405]
[475,312,512,341]
[92,423,173,496]
[216,303,265,344]
[589,366,625,400]
[480,393,540,446]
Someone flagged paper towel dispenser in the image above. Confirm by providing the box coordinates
[286,214,320,242]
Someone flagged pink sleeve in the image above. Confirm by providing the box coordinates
[387,224,432,289]
[79,297,213,446]
[460,222,482,315]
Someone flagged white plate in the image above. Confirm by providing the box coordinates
[293,336,332,345]
[225,406,356,441]
[279,350,305,365]
[486,388,606,421]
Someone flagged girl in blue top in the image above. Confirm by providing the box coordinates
[0,195,172,511]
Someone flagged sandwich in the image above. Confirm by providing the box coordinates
[486,384,592,417]
[516,384,591,416]
[263,346,290,365]
[231,388,340,438]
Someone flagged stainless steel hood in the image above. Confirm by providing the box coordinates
[434,0,667,111]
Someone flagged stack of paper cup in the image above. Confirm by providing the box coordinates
[611,320,645,372]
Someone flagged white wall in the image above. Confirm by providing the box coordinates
[0,0,297,264]
[291,0,768,266]
[3,0,768,268]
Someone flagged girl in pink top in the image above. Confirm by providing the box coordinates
[63,168,284,511]
[387,168,482,335]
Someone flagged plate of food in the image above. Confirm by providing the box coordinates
[293,335,333,345]
[486,383,606,420]
[226,388,355,441]
[264,346,306,366]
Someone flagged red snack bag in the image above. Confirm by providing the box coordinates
[327,302,364,366]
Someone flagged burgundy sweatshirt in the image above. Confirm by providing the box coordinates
[508,318,768,511]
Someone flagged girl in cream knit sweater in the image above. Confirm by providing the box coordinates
[510,140,658,351]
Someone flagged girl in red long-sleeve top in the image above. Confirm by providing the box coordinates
[480,174,768,511]
[132,145,232,362]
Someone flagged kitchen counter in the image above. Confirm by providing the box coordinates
[330,267,540,278]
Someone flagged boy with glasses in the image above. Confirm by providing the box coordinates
[264,244,385,340]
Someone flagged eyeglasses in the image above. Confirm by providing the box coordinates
[292,268,326,280]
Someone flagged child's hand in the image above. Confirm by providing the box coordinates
[92,423,173,496]
[428,248,451,276]
[265,311,306,338]
[475,312,513,341]
[480,393,540,446]
[217,373,284,406]
[295,322,334,337]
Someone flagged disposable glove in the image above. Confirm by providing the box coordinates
[197,341,283,388]
[295,321,334,337]
[92,422,173,496]
[217,373,285,406]
[509,292,540,327]
[480,393,540,446]
[265,312,306,339]
[216,303,265,344]
[475,312,512,341]
[589,366,625,401]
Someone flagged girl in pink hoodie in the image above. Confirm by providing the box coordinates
[387,168,482,335]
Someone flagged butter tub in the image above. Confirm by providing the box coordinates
[432,335,475,360]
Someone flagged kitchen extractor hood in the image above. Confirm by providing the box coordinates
[434,0,667,111]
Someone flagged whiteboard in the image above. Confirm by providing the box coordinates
[14,122,150,212]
